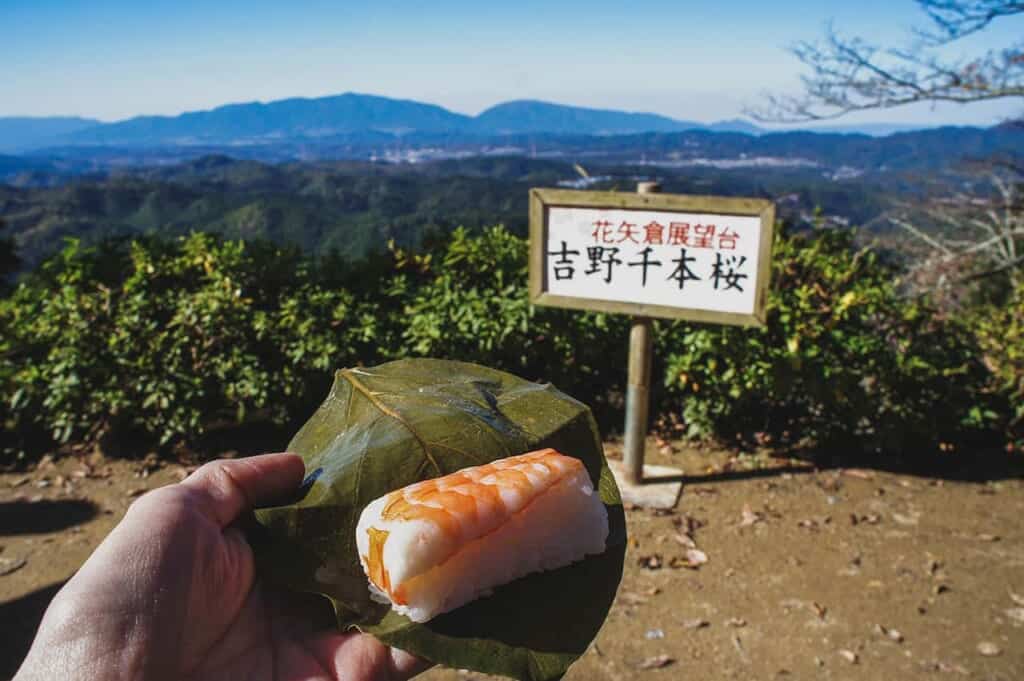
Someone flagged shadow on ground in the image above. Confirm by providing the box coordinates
[0,581,64,679]
[638,447,1024,488]
[0,500,98,536]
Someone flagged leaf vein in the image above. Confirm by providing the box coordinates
[341,368,443,476]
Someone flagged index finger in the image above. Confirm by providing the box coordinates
[306,631,433,681]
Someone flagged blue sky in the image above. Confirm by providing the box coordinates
[3,0,1021,127]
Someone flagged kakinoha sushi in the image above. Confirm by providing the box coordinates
[355,448,609,623]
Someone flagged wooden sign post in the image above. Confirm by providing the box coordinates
[529,185,775,503]
[623,182,660,485]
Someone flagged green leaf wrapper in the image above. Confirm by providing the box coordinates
[252,359,627,681]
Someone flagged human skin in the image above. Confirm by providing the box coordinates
[14,453,430,681]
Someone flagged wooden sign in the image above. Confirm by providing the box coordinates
[529,188,775,326]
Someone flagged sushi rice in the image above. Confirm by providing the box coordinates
[355,449,609,623]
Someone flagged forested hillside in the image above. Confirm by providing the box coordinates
[1,155,918,269]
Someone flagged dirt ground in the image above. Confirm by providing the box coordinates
[2,443,1022,681]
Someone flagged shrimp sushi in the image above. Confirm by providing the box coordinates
[355,448,609,623]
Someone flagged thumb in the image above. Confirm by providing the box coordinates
[181,452,306,527]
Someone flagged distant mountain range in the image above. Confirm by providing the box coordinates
[0,93,952,152]
[468,100,761,136]
[0,116,101,151]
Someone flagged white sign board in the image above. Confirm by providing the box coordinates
[529,189,774,326]
[546,206,761,315]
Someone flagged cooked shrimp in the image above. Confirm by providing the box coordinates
[361,449,586,599]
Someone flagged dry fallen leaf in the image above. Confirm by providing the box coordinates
[682,618,709,629]
[731,635,747,661]
[669,549,708,569]
[638,554,663,570]
[921,660,969,674]
[811,602,828,620]
[1004,607,1024,623]
[976,642,1001,657]
[638,654,675,670]
[838,650,858,664]
[725,617,747,628]
[672,532,697,549]
[850,513,881,526]
[0,557,27,577]
[874,624,903,642]
[673,515,706,534]
[739,504,763,528]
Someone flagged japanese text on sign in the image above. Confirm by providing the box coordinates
[545,207,762,315]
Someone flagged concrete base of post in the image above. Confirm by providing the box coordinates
[609,459,684,510]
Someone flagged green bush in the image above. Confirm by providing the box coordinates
[399,226,631,413]
[1,234,378,457]
[0,225,1014,462]
[2,239,125,448]
[661,228,997,454]
[974,279,1024,449]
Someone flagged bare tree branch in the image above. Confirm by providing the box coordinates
[890,216,958,255]
[749,1,1024,122]
[918,0,1024,43]
[888,168,1024,297]
[956,251,1024,281]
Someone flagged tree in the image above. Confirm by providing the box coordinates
[890,165,1024,303]
[751,1,1024,295]
[750,1,1024,121]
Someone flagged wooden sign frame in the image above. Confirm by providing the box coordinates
[528,188,776,326]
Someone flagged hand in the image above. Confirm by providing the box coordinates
[14,453,430,681]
